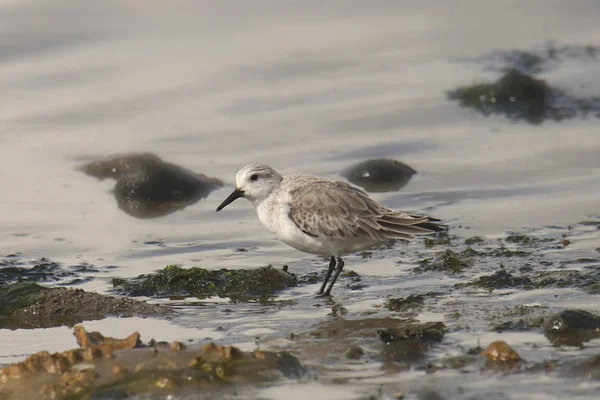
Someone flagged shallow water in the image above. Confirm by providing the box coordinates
[1,1,600,399]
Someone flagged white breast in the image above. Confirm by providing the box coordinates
[253,191,382,256]
[255,196,325,255]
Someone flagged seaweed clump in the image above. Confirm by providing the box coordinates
[414,250,469,274]
[112,265,297,301]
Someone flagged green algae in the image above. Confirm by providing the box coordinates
[112,265,297,301]
[414,250,468,274]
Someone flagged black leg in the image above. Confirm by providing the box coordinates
[324,256,344,296]
[318,256,336,294]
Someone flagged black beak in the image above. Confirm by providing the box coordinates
[216,188,244,212]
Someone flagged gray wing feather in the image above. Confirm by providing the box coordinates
[286,176,440,240]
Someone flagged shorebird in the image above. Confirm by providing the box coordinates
[216,164,445,296]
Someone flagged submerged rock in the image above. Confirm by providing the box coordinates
[543,310,600,347]
[112,265,297,301]
[377,322,446,345]
[341,159,416,192]
[298,317,445,365]
[377,321,447,363]
[0,282,167,329]
[447,68,600,124]
[0,325,304,400]
[78,153,223,219]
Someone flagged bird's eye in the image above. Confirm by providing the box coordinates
[250,174,258,181]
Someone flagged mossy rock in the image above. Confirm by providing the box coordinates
[112,265,297,301]
[414,250,469,274]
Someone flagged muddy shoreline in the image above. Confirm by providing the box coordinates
[1,219,599,399]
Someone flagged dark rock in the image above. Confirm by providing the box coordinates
[78,153,223,219]
[543,310,600,346]
[341,159,416,192]
[112,265,297,301]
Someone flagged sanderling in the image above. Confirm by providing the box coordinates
[216,164,445,296]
